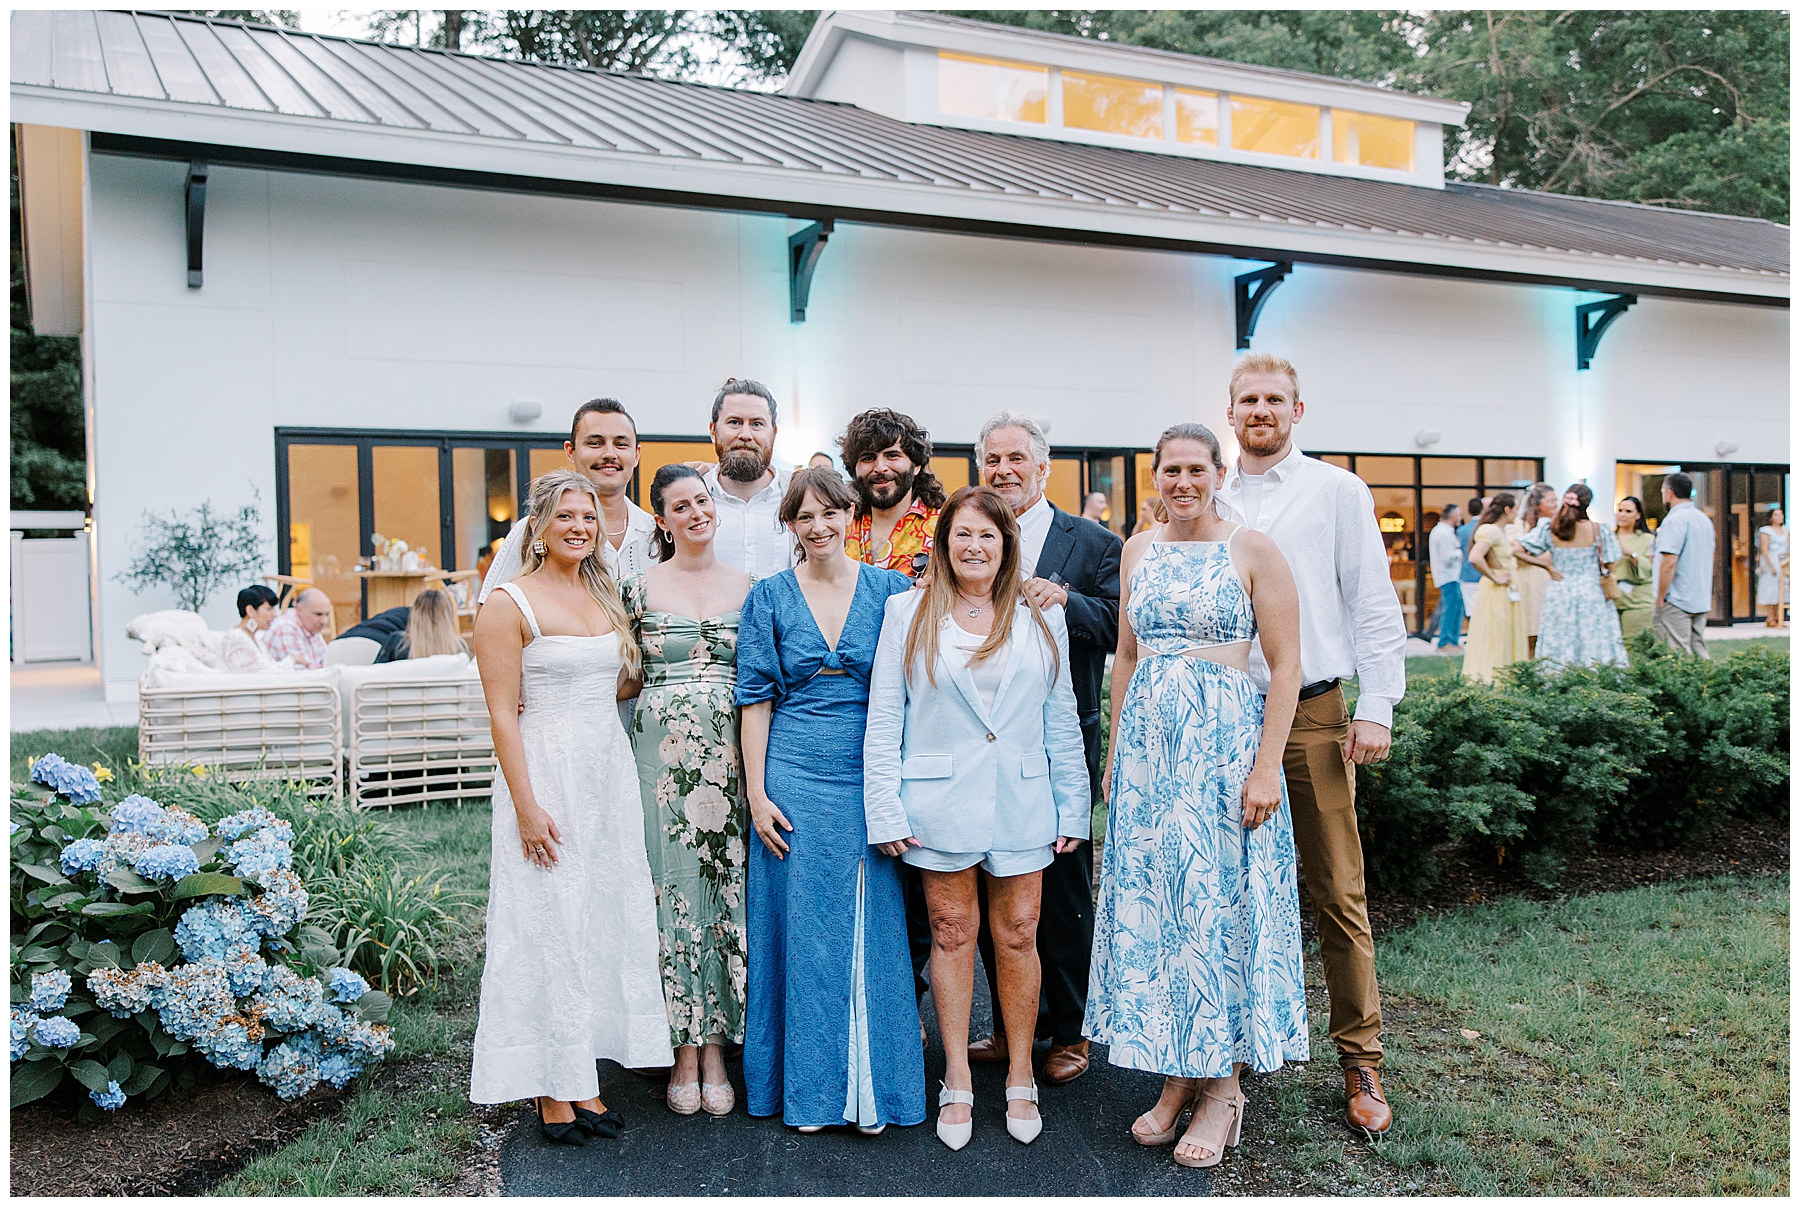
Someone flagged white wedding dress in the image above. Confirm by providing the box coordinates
[470,583,673,1104]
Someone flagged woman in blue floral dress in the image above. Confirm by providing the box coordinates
[1518,483,1627,669]
[1085,424,1309,1170]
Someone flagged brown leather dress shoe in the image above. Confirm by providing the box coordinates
[967,1033,1009,1064]
[1344,1067,1392,1135]
[1042,1040,1090,1085]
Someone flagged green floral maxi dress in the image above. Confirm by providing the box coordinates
[621,576,748,1048]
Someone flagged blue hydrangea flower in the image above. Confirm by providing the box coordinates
[226,829,293,878]
[315,1003,396,1066]
[90,1080,127,1111]
[326,968,369,1004]
[108,794,167,834]
[244,869,309,937]
[88,962,164,1019]
[149,959,237,1043]
[11,1007,37,1061]
[29,970,71,1013]
[95,831,155,879]
[253,965,327,1032]
[256,1033,321,1100]
[317,1051,360,1089]
[175,899,260,964]
[30,754,103,805]
[195,1013,265,1071]
[135,843,200,883]
[222,949,272,998]
[9,821,19,836]
[215,806,295,844]
[33,1015,80,1048]
[59,837,105,876]
[148,805,208,845]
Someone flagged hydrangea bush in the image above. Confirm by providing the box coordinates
[11,756,394,1117]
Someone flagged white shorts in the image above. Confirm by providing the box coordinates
[901,844,1055,878]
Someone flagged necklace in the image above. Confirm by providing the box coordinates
[957,594,990,618]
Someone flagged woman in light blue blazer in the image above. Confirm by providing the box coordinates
[864,486,1090,1152]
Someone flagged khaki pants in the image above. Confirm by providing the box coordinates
[1283,687,1383,1068]
[1654,604,1710,659]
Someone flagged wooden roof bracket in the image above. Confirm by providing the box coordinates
[1575,294,1635,369]
[788,218,833,322]
[1235,261,1292,349]
[185,159,207,288]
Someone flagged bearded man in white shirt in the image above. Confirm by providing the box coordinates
[700,378,795,579]
[1220,352,1407,1137]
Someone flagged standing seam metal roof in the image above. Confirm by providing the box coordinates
[11,9,1788,278]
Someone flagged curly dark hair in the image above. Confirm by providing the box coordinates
[837,408,946,513]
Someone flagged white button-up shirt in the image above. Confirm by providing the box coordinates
[477,499,657,604]
[1428,521,1464,587]
[1220,443,1408,728]
[703,466,794,579]
[1016,495,1055,578]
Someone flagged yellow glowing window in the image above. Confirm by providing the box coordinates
[1062,70,1162,139]
[1174,89,1218,146]
[1332,109,1414,171]
[1230,95,1320,159]
[938,52,1047,124]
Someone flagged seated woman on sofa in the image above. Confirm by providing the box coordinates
[379,589,467,662]
[221,585,295,673]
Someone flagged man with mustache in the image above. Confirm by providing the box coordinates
[702,378,795,578]
[840,408,947,580]
[1219,352,1407,1137]
[478,397,657,603]
[961,409,1122,1087]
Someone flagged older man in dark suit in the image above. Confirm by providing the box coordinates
[961,409,1122,1085]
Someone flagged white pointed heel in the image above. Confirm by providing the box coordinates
[1004,1082,1042,1145]
[937,1082,974,1151]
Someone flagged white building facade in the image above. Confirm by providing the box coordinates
[11,10,1788,701]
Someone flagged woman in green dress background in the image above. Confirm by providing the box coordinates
[622,464,752,1119]
[1611,496,1656,643]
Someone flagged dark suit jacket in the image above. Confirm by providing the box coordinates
[1031,505,1123,724]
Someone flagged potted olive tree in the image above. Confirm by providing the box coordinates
[113,491,266,613]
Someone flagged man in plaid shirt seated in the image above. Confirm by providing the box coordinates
[262,588,333,669]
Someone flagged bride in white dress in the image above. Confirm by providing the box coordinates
[470,470,673,1143]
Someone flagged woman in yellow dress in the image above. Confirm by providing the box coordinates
[1611,496,1657,643]
[1462,493,1530,683]
[1506,483,1558,658]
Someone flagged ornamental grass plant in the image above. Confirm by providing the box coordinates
[1358,641,1789,892]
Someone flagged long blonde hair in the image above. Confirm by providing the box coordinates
[405,588,465,658]
[520,470,640,676]
[904,486,1058,690]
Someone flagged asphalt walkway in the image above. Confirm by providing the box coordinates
[497,955,1214,1196]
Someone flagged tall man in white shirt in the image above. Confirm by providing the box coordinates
[1428,504,1465,649]
[701,378,794,578]
[1220,352,1407,1136]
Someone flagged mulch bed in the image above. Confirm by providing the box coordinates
[9,1073,347,1197]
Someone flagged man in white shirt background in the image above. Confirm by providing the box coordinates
[1428,503,1465,649]
[477,398,657,604]
[1220,352,1407,1137]
[700,378,794,579]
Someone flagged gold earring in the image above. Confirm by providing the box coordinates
[532,538,546,555]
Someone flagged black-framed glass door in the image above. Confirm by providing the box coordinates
[1618,460,1790,623]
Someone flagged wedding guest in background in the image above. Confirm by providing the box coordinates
[1128,496,1163,538]
[967,412,1120,1088]
[479,399,657,603]
[1087,423,1307,1170]
[1219,352,1405,1136]
[864,486,1090,1150]
[1428,504,1465,649]
[1081,492,1109,525]
[469,470,670,1145]
[1611,496,1656,642]
[222,585,283,672]
[842,408,947,580]
[264,587,332,668]
[1653,472,1715,658]
[620,464,752,1118]
[1757,505,1787,628]
[1519,484,1626,669]
[1456,496,1484,617]
[1461,493,1529,682]
[737,467,924,1135]
[377,588,466,661]
[1507,482,1559,658]
[809,451,842,474]
[704,378,795,579]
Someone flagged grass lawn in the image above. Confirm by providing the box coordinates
[12,726,139,784]
[1224,873,1789,1196]
[208,801,494,1196]
[1404,633,1788,684]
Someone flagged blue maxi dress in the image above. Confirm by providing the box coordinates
[735,564,926,1128]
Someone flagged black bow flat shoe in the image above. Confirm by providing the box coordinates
[536,1099,589,1147]
[575,1107,626,1139]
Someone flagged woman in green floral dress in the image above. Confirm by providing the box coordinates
[621,464,753,1119]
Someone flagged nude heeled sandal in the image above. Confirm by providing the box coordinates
[1132,1077,1199,1146]
[1004,1082,1043,1144]
[1173,1087,1246,1169]
[937,1082,974,1151]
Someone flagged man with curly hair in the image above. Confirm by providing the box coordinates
[838,408,947,580]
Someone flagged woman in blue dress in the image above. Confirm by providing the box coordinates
[1085,423,1309,1171]
[1518,483,1628,669]
[736,467,925,1134]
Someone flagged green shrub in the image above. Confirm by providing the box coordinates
[309,861,465,998]
[1357,642,1787,892]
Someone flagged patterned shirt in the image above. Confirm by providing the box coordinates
[262,611,327,669]
[846,496,938,578]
